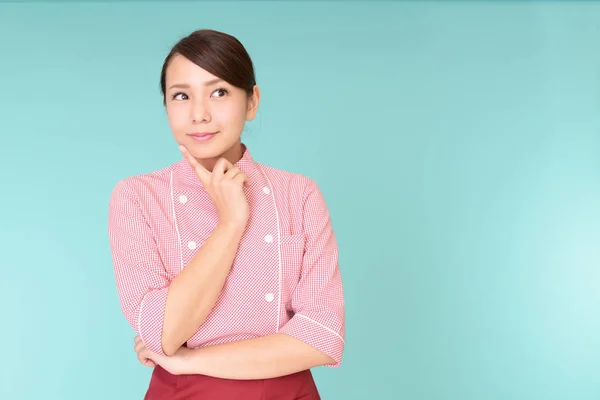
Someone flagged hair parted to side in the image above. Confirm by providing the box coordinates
[160,29,257,104]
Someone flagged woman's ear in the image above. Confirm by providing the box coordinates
[246,85,260,120]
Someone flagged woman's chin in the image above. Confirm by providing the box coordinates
[183,137,237,160]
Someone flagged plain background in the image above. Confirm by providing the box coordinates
[1,1,599,399]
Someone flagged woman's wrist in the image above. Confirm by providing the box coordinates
[216,219,247,238]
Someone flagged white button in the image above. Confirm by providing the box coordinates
[263,187,271,195]
[179,195,188,204]
[264,234,273,243]
[187,241,197,250]
[265,293,275,302]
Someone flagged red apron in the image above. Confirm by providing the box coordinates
[144,365,322,400]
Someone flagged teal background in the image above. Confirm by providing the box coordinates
[1,1,599,399]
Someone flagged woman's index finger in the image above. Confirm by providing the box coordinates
[179,145,211,183]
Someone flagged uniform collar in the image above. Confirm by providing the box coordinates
[174,143,258,187]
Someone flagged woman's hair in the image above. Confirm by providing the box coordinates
[160,29,257,104]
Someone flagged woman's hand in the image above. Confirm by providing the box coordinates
[134,335,194,375]
[179,144,249,227]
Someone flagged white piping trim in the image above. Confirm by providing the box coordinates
[259,166,282,332]
[170,171,184,271]
[296,313,345,343]
[137,292,147,339]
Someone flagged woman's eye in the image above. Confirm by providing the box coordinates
[172,92,188,101]
[212,88,228,98]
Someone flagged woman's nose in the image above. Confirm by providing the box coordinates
[191,100,210,123]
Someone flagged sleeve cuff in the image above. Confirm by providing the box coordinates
[138,287,169,356]
[279,313,345,368]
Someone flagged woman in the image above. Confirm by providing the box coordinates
[107,29,345,399]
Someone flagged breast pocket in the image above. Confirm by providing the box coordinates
[279,233,306,294]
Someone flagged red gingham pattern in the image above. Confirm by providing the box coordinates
[107,145,345,367]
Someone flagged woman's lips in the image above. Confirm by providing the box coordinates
[188,132,217,143]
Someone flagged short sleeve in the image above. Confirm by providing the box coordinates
[279,178,346,367]
[107,180,170,356]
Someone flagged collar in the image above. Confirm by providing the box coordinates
[174,143,259,187]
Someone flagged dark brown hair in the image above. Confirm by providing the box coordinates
[160,29,257,104]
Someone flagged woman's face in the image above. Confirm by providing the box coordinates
[164,54,259,162]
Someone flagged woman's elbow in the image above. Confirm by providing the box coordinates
[161,329,187,356]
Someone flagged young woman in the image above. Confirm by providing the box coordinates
[108,29,345,399]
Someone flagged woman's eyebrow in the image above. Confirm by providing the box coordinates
[168,79,224,90]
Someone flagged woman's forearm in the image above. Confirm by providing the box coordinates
[184,333,335,379]
[161,221,245,356]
